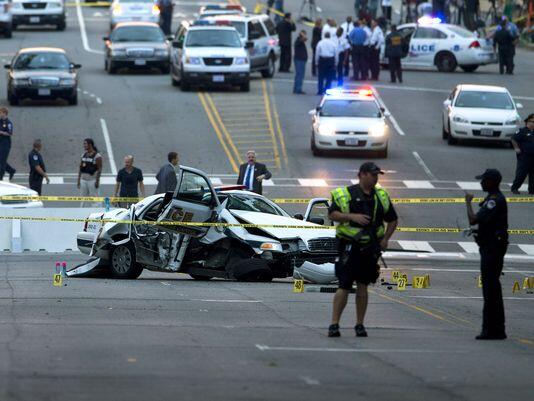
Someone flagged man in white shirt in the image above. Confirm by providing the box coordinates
[321,19,338,39]
[333,27,350,86]
[340,16,353,77]
[369,19,385,80]
[315,32,337,95]
[381,0,392,21]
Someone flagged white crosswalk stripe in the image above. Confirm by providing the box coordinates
[458,242,479,253]
[518,245,534,255]
[403,180,435,189]
[457,181,481,191]
[397,241,435,253]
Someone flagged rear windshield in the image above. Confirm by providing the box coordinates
[446,25,475,38]
[111,26,165,42]
[455,91,514,109]
[320,99,381,118]
[13,52,70,70]
[186,29,242,47]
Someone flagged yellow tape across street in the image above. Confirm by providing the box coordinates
[0,215,533,235]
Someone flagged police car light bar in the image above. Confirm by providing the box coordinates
[417,16,442,25]
[201,4,245,12]
[325,88,374,97]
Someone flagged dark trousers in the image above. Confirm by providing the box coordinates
[389,56,403,83]
[29,177,43,195]
[382,5,392,20]
[351,45,368,80]
[369,47,380,80]
[312,45,318,76]
[0,141,15,180]
[293,59,306,93]
[159,7,173,35]
[511,154,534,193]
[479,244,507,335]
[280,45,292,72]
[336,52,345,86]
[498,47,514,74]
[317,56,335,95]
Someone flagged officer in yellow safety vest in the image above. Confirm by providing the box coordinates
[327,162,398,338]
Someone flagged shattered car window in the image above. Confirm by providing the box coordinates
[227,194,288,216]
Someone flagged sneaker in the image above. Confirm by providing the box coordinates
[9,169,16,181]
[511,189,520,195]
[355,324,368,337]
[328,324,340,337]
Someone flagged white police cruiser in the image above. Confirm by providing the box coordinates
[382,17,496,72]
[198,3,246,18]
[309,88,390,158]
[170,20,250,91]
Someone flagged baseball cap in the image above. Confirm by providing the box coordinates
[475,169,502,183]
[359,162,384,175]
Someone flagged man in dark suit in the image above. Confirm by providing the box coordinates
[276,12,296,72]
[155,151,179,194]
[237,151,272,195]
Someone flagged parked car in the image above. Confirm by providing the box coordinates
[109,0,160,31]
[0,181,43,208]
[11,0,66,31]
[0,0,13,38]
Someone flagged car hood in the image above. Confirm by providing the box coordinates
[317,116,384,131]
[452,108,519,122]
[184,47,247,58]
[230,210,335,241]
[11,70,75,79]
[0,182,39,196]
[111,42,168,50]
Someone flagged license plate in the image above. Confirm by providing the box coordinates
[480,128,493,137]
[134,59,146,66]
[212,74,225,82]
[345,137,361,146]
[29,16,40,23]
[38,89,51,96]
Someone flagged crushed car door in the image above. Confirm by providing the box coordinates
[304,198,333,226]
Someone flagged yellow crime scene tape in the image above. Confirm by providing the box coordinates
[65,2,111,7]
[0,215,533,235]
[254,2,314,27]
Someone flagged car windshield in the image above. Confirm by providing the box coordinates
[447,26,475,38]
[13,52,70,70]
[186,30,242,47]
[455,91,514,109]
[118,0,153,2]
[226,21,246,38]
[111,26,165,42]
[320,99,381,117]
[227,194,288,216]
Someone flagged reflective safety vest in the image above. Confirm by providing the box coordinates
[331,186,391,243]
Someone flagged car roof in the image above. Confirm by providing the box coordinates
[188,24,239,31]
[204,13,269,22]
[457,84,508,93]
[19,47,66,54]
[114,22,161,29]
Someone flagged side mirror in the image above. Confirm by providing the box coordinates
[293,213,304,220]
[383,110,391,117]
[443,99,451,107]
[102,36,109,41]
[4,64,10,69]
[516,103,523,109]
[245,41,254,49]
[172,41,183,49]
[71,63,82,69]
[309,217,325,225]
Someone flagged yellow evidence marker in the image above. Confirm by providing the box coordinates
[391,271,400,282]
[424,274,430,288]
[293,279,304,293]
[522,277,533,290]
[512,281,521,294]
[477,276,482,288]
[397,277,407,291]
[53,274,63,287]
[413,276,425,289]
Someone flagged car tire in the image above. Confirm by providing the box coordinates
[7,91,18,106]
[442,121,449,139]
[171,75,180,86]
[260,54,276,78]
[447,133,458,145]
[460,65,479,73]
[240,81,250,92]
[68,94,78,106]
[11,23,17,30]
[110,243,143,279]
[377,145,388,158]
[107,60,117,74]
[180,79,190,91]
[435,52,457,73]
[5,28,12,39]
[160,64,170,74]
[311,134,322,156]
[189,274,212,281]
[228,258,273,282]
[56,20,66,31]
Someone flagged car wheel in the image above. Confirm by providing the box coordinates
[7,91,18,106]
[110,243,143,279]
[228,258,273,282]
[56,20,66,31]
[11,23,17,30]
[311,134,322,156]
[5,28,12,39]
[377,145,388,158]
[171,75,180,86]
[107,60,117,74]
[180,79,190,91]
[260,54,276,78]
[435,52,457,73]
[240,81,250,92]
[160,64,170,74]
[447,133,458,145]
[442,121,449,139]
[189,274,212,281]
[460,65,478,73]
[68,94,78,106]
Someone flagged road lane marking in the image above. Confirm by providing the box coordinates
[99,118,118,175]
[457,181,481,190]
[412,151,437,180]
[403,180,435,189]
[75,0,105,55]
[458,242,479,253]
[371,86,406,136]
[397,241,435,253]
[255,344,467,353]
[408,296,534,300]
[268,80,289,168]
[261,80,281,169]
[518,244,534,255]
[298,179,328,187]
[300,376,321,385]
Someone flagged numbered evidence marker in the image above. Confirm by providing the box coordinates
[412,276,425,289]
[391,271,400,282]
[522,277,533,290]
[397,277,407,291]
[512,281,521,294]
[477,276,482,288]
[53,274,63,287]
[293,279,304,293]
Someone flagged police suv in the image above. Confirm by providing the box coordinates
[170,20,250,91]
[381,17,496,72]
[309,88,390,158]
[201,13,280,77]
[11,0,66,31]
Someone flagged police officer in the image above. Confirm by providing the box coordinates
[327,162,398,338]
[158,0,174,35]
[276,13,296,72]
[348,20,368,81]
[465,169,508,340]
[28,139,49,195]
[385,25,404,83]
[511,114,534,195]
[0,106,16,181]
[493,19,515,75]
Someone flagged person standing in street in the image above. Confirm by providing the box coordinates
[321,18,337,39]
[361,19,372,80]
[327,162,398,338]
[114,155,145,207]
[465,169,508,340]
[155,151,179,194]
[293,30,308,94]
[381,0,392,21]
[493,19,516,75]
[348,20,368,81]
[369,19,384,81]
[385,25,404,83]
[340,16,353,77]
[158,0,173,35]
[77,138,102,207]
[237,150,272,195]
[315,31,337,95]
[276,13,296,72]
[0,107,16,181]
[28,139,49,195]
[333,27,350,87]
[511,114,534,195]
[311,18,323,76]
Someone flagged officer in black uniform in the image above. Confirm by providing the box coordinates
[384,25,404,83]
[0,106,16,181]
[28,139,49,195]
[465,169,508,340]
[511,113,534,195]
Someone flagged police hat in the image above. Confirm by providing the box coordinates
[525,113,534,123]
[359,162,384,175]
[475,168,502,183]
